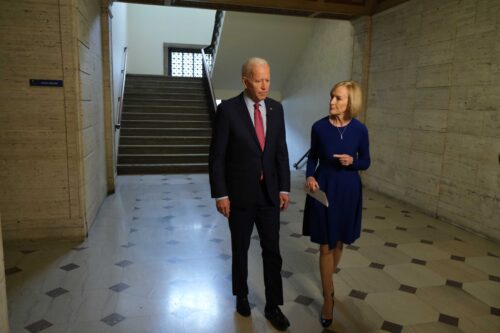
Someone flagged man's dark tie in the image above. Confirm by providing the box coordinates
[254,103,265,151]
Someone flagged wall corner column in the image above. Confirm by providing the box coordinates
[0,213,9,333]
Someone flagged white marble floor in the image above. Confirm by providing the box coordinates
[4,171,500,333]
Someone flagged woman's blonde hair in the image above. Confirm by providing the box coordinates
[331,81,363,118]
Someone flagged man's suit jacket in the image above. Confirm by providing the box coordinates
[209,92,290,208]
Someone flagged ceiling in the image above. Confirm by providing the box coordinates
[117,0,411,20]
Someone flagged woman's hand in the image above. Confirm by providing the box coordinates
[306,176,319,192]
[333,154,353,166]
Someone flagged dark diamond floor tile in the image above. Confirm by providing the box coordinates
[196,204,206,208]
[369,262,385,270]
[101,313,126,326]
[411,258,427,266]
[5,266,22,276]
[121,242,135,248]
[193,196,202,200]
[395,226,407,231]
[203,223,215,228]
[488,252,500,258]
[401,210,411,213]
[375,216,386,220]
[115,260,133,268]
[218,254,231,260]
[346,245,360,250]
[421,239,433,245]
[427,224,436,229]
[446,279,463,289]
[252,235,260,241]
[130,228,137,233]
[210,238,223,243]
[491,307,500,316]
[45,287,69,298]
[380,320,403,333]
[167,240,180,245]
[299,209,304,213]
[384,242,398,248]
[290,233,302,238]
[294,295,314,306]
[60,263,79,272]
[450,255,465,262]
[439,313,459,326]
[132,217,139,220]
[281,270,293,278]
[134,207,140,210]
[489,275,500,282]
[306,248,319,254]
[165,226,176,231]
[24,319,53,333]
[349,289,367,300]
[202,214,211,217]
[363,228,374,233]
[454,237,463,242]
[404,214,412,218]
[168,257,183,263]
[109,282,130,292]
[399,284,417,294]
[280,221,290,225]
[20,249,37,254]
[162,215,174,220]
[334,268,341,274]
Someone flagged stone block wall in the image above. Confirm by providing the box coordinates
[78,0,108,228]
[0,0,112,240]
[361,0,500,240]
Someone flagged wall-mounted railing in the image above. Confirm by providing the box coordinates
[201,48,217,115]
[293,149,310,169]
[115,46,128,130]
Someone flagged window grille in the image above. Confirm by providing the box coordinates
[169,48,212,77]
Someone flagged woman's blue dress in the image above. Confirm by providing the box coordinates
[303,116,371,248]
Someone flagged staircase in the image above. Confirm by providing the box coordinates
[117,74,212,174]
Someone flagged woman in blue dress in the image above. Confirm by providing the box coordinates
[303,81,371,327]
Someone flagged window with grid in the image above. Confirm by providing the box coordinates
[169,48,213,78]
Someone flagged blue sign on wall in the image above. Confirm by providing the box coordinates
[30,79,63,87]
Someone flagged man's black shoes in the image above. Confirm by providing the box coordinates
[236,296,251,317]
[264,305,290,331]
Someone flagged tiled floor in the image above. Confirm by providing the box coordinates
[4,171,500,333]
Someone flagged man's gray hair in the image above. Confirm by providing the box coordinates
[241,57,269,78]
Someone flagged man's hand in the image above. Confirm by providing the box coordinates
[279,193,289,211]
[216,198,230,218]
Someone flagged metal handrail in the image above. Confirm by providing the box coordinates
[115,46,128,130]
[201,48,217,114]
[293,149,310,169]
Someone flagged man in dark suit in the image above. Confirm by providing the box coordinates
[209,57,291,331]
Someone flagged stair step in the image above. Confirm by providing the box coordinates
[124,99,207,107]
[121,120,211,129]
[127,74,203,82]
[120,136,211,145]
[122,112,210,121]
[125,87,206,94]
[119,145,209,154]
[125,92,208,100]
[118,153,208,164]
[120,128,212,136]
[123,105,210,114]
[117,163,208,175]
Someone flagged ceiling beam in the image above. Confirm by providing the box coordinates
[171,0,372,16]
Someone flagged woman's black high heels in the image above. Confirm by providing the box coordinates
[320,292,335,327]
